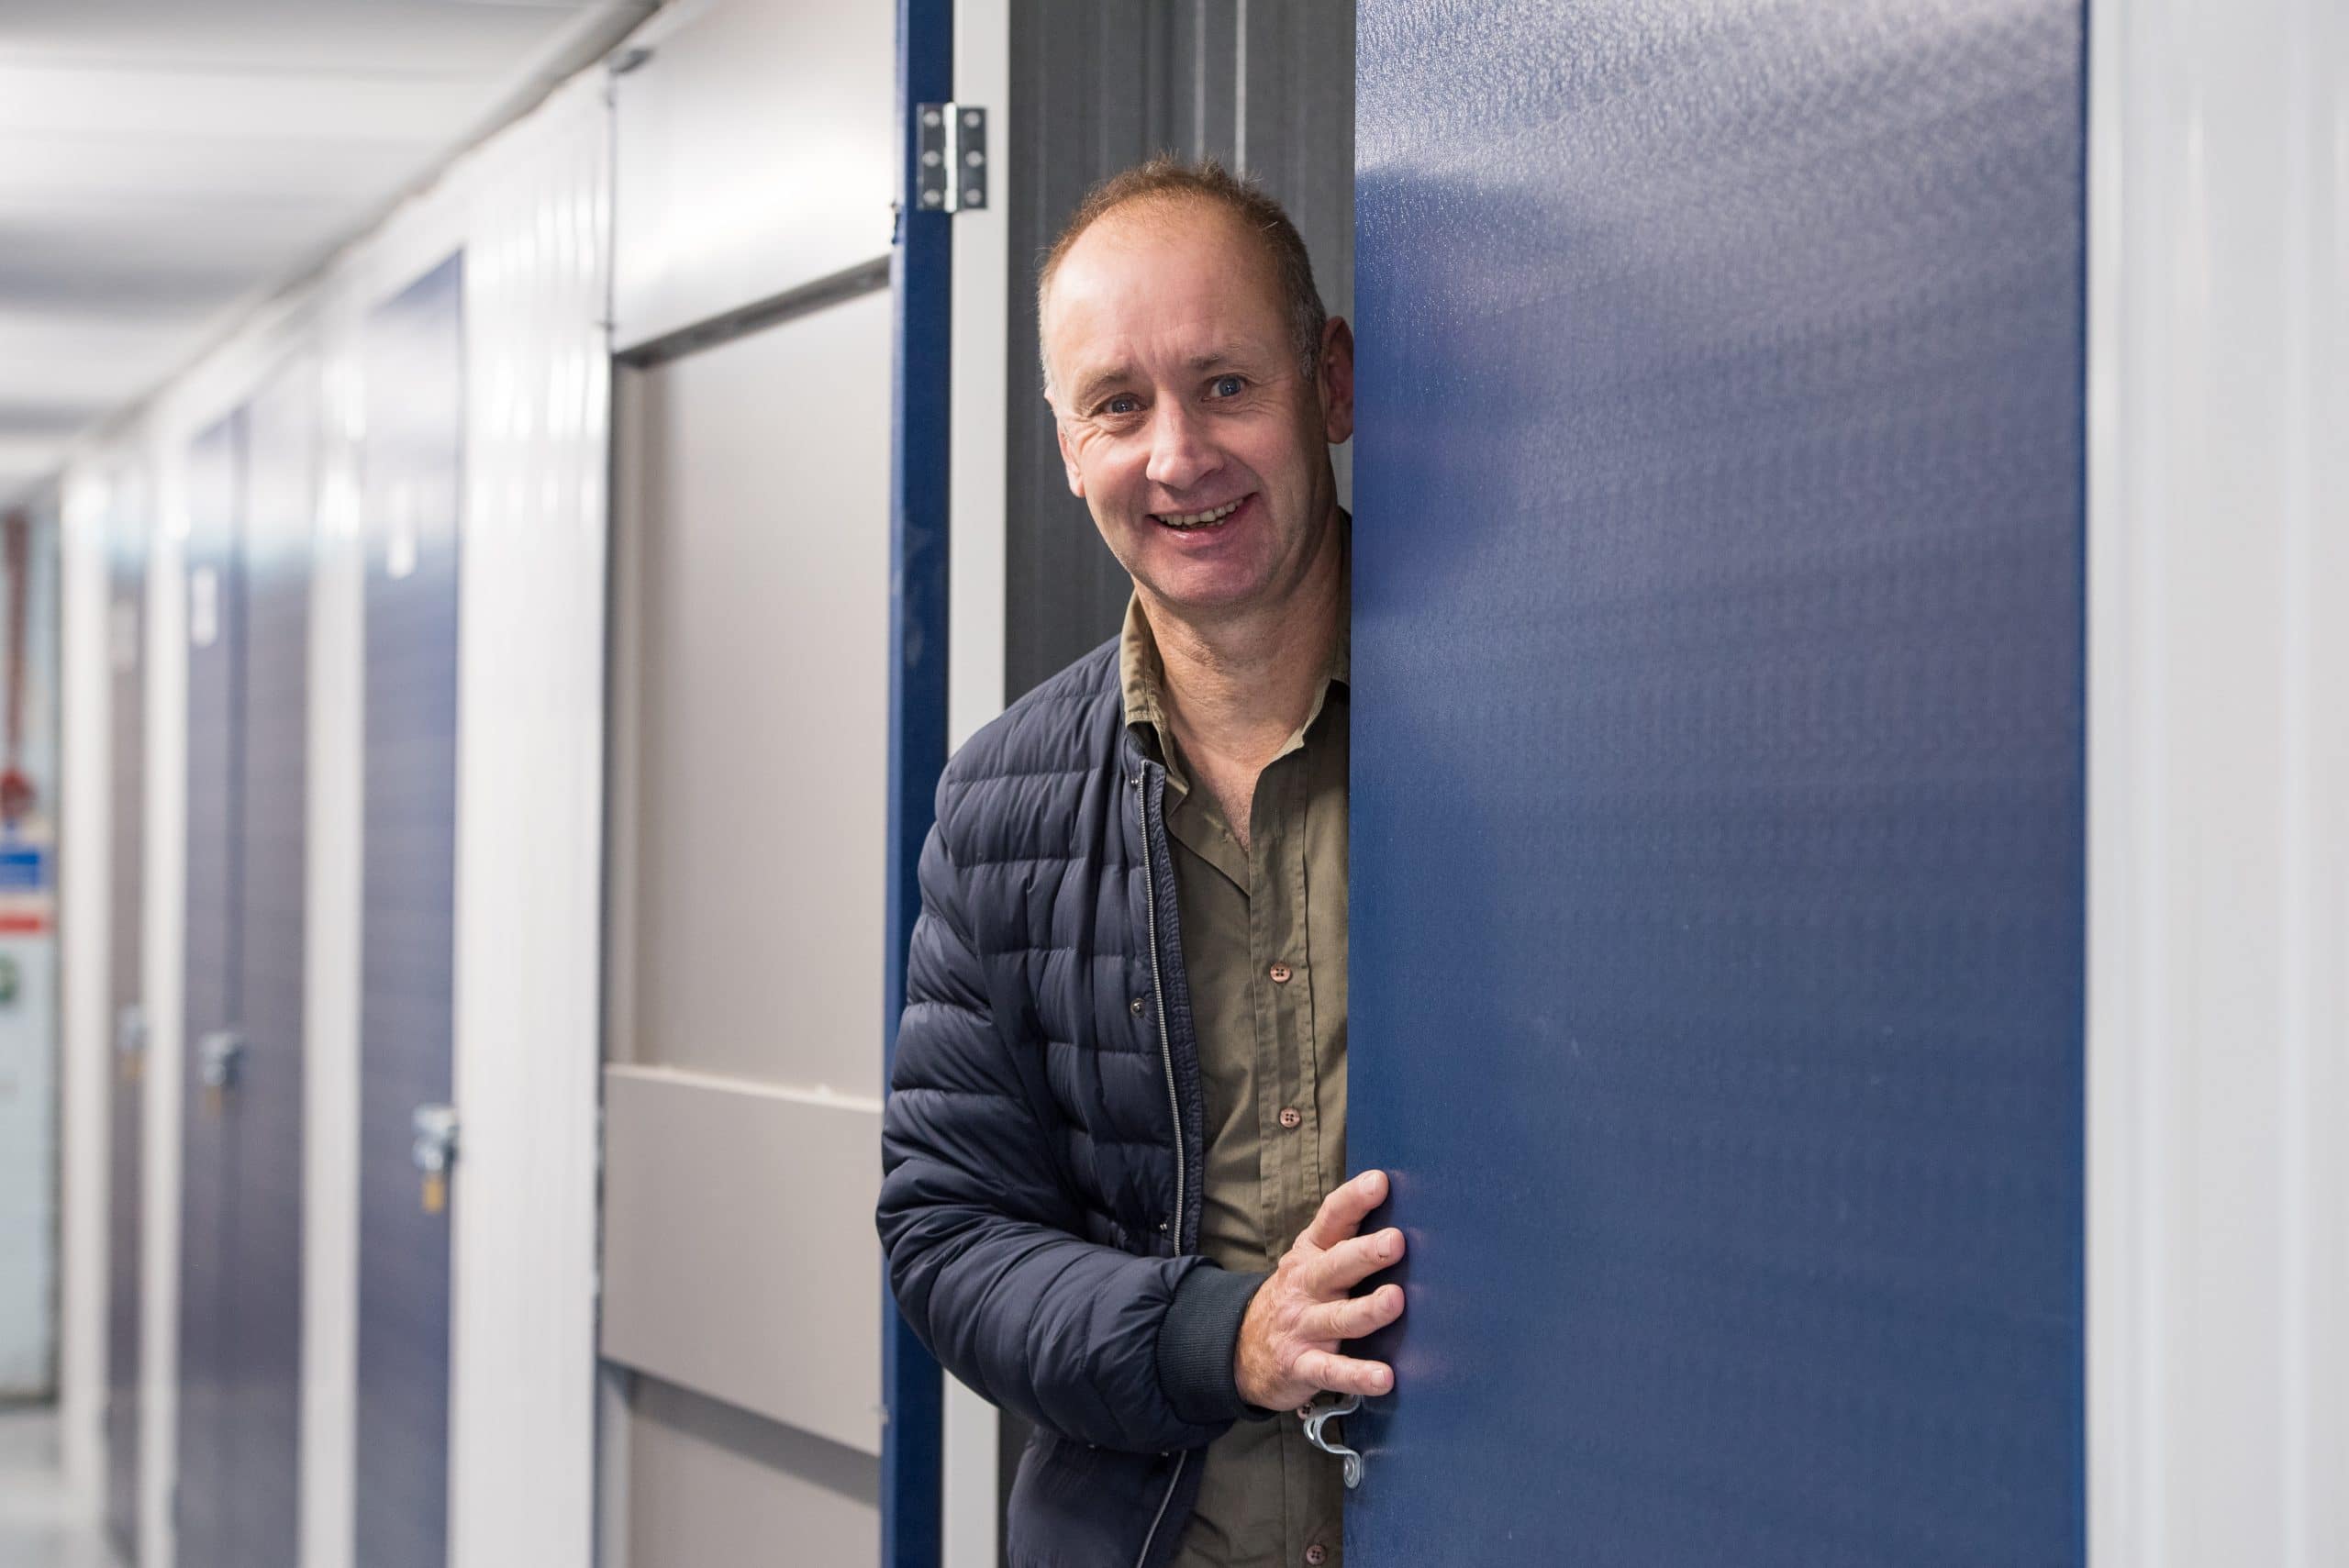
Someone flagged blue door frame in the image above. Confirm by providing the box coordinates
[883,1,952,1563]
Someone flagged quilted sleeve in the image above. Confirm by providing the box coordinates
[876,802,1249,1453]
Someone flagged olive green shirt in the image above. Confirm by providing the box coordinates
[1120,594,1351,1568]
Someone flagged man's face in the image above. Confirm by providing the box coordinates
[1043,198,1353,621]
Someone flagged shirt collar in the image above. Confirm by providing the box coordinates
[1119,540,1350,792]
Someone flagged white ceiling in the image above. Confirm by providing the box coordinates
[0,0,657,507]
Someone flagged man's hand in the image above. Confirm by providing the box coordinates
[1234,1169,1407,1411]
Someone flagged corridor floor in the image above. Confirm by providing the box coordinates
[0,1406,122,1568]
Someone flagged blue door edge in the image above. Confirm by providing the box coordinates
[883,1,952,1564]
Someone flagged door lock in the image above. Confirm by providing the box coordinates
[196,1029,245,1113]
[412,1104,459,1216]
[116,1003,149,1084]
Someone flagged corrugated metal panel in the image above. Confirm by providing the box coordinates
[1002,0,1356,701]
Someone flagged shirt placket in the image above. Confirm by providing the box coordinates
[1249,747,1324,1567]
[1245,752,1297,1256]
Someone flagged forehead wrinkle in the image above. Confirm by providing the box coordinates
[1185,344,1272,373]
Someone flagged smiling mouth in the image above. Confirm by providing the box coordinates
[1152,494,1250,531]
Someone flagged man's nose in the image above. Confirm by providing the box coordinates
[1143,402,1217,493]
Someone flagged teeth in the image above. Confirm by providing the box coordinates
[1158,498,1243,528]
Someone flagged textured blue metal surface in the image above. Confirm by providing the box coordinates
[1347,3,2086,1563]
[176,410,243,1568]
[353,254,463,1568]
[106,517,147,1561]
[174,395,309,1568]
[233,372,314,1568]
[882,2,949,1562]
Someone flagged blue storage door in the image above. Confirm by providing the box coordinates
[176,410,245,1568]
[106,509,149,1560]
[352,252,463,1568]
[1347,4,2087,1564]
[228,371,314,1568]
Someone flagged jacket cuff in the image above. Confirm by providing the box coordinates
[1156,1264,1269,1428]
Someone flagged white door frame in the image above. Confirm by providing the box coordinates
[2086,1,2347,1563]
[943,1,1011,1562]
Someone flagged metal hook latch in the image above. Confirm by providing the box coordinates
[196,1029,245,1112]
[1302,1394,1364,1489]
[412,1104,460,1216]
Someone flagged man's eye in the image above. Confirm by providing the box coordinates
[1103,395,1140,416]
[1209,375,1245,398]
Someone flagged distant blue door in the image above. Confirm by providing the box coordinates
[234,373,316,1568]
[176,392,310,1568]
[175,411,243,1568]
[1347,4,2087,1563]
[352,253,464,1568]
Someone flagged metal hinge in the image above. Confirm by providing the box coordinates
[915,102,988,213]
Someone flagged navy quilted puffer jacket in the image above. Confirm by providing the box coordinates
[878,635,1267,1568]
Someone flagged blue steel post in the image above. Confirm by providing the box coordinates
[884,1,951,1565]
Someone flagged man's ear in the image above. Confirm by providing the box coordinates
[1319,317,1356,445]
[1054,417,1086,498]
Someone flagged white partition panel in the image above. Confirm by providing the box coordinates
[607,287,893,1090]
[599,1066,884,1454]
[609,0,896,352]
[444,76,614,1568]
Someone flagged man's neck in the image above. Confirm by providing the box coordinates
[1141,511,1346,778]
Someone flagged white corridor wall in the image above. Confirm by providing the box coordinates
[56,70,613,1568]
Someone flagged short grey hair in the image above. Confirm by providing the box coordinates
[1037,154,1328,397]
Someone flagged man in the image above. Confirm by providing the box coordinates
[877,157,1403,1567]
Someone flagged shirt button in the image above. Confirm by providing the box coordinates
[1305,1546,1329,1565]
[1295,1404,1315,1420]
[1268,963,1293,984]
[1278,1106,1302,1130]
[1130,996,1145,1015]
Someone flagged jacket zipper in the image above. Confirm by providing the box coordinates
[1135,1451,1186,1568]
[1137,770,1186,1254]
[1132,767,1188,1568]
